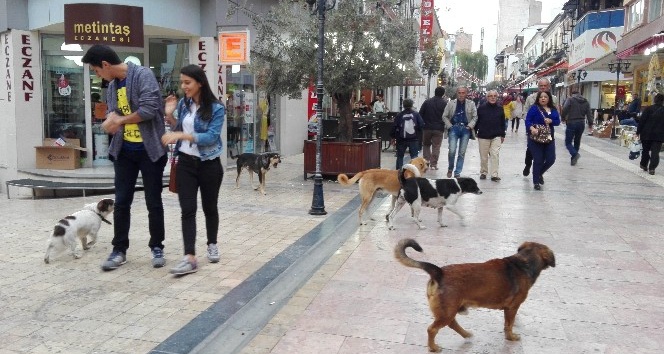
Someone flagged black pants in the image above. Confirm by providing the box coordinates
[176,154,223,256]
[640,140,663,171]
[524,147,533,168]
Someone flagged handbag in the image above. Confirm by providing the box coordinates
[529,109,553,144]
[168,156,178,193]
[529,124,552,144]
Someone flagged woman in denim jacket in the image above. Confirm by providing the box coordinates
[162,64,225,275]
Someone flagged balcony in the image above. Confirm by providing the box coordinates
[572,8,624,39]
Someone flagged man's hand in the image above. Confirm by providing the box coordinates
[101,111,123,134]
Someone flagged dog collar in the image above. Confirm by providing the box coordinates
[97,213,112,225]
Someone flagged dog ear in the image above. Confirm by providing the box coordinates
[540,248,556,268]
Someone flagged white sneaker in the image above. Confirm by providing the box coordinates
[207,244,220,263]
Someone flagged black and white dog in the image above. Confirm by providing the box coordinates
[234,152,282,195]
[387,165,482,230]
[44,198,114,263]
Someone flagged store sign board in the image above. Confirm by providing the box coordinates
[419,0,434,50]
[403,77,425,86]
[568,27,622,70]
[64,4,144,47]
[219,30,250,65]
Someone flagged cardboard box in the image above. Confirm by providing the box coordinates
[35,138,86,169]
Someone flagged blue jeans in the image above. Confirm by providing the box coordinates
[528,139,556,185]
[448,125,471,175]
[112,149,167,254]
[396,140,420,169]
[565,120,585,158]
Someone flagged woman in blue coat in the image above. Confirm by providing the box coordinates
[525,91,560,190]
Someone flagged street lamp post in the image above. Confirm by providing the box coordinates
[307,0,335,215]
[607,58,631,140]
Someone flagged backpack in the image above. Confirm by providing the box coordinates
[400,113,417,139]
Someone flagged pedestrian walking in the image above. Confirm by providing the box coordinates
[475,90,505,181]
[502,93,514,132]
[522,78,560,177]
[525,91,560,191]
[391,98,425,169]
[82,44,168,271]
[510,94,525,132]
[562,90,592,166]
[636,93,664,175]
[442,86,478,178]
[419,86,448,170]
[162,65,225,275]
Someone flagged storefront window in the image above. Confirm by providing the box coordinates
[649,0,662,23]
[226,65,256,154]
[627,0,644,31]
[41,35,87,158]
[148,39,189,96]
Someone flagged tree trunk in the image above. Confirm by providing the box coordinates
[334,91,354,142]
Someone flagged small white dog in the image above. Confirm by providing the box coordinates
[44,198,114,264]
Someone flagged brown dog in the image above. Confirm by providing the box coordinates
[337,157,429,224]
[394,238,555,352]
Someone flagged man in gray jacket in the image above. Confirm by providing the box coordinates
[82,45,168,271]
[442,86,478,177]
[562,90,592,166]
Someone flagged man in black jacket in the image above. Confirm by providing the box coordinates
[475,90,505,181]
[562,90,592,166]
[637,93,664,175]
[419,86,448,170]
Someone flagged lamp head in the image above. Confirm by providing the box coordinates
[608,62,615,72]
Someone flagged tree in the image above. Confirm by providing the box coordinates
[231,0,420,142]
[456,51,488,86]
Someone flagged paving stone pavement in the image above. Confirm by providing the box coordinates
[241,132,664,354]
[1,131,663,354]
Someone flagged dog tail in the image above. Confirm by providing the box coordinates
[394,238,443,283]
[337,171,365,186]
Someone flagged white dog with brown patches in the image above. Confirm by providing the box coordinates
[44,198,114,264]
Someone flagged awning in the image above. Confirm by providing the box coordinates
[536,60,568,77]
[509,72,539,89]
[617,33,664,59]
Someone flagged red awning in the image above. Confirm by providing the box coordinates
[537,60,568,77]
[618,33,664,58]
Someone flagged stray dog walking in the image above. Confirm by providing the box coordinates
[394,238,555,352]
[387,164,482,230]
[233,152,282,195]
[44,198,114,263]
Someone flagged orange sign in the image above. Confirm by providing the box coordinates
[219,31,249,65]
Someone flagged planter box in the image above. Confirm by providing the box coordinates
[303,139,381,179]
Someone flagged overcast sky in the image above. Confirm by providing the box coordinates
[436,0,567,81]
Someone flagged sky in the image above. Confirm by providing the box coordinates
[436,0,567,82]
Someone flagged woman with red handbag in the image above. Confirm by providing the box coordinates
[525,91,561,191]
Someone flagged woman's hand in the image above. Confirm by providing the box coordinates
[544,117,552,124]
[164,95,177,116]
[161,132,186,145]
[530,126,538,135]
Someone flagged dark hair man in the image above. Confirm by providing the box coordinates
[562,90,592,166]
[82,45,168,271]
[419,86,448,170]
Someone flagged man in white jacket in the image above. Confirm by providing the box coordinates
[442,86,478,177]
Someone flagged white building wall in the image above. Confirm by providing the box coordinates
[497,0,532,54]
[277,90,309,157]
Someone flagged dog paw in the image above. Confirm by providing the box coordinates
[438,224,448,228]
[82,246,90,250]
[44,257,50,264]
[428,344,442,352]
[388,225,396,230]
[360,221,368,225]
[505,332,521,341]
[73,253,82,259]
